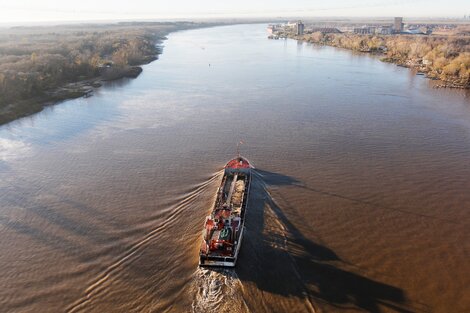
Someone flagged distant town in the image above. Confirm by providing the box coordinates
[267,17,470,39]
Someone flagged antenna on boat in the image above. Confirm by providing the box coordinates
[237,140,243,158]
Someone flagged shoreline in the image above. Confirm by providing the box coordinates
[0,65,144,126]
[286,33,470,90]
[0,23,221,126]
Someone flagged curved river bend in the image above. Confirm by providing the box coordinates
[0,24,469,313]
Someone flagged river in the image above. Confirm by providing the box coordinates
[0,24,469,313]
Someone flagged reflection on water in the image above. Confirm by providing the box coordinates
[1,24,470,313]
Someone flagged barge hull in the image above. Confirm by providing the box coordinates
[198,156,251,268]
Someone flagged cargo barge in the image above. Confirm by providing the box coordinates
[199,156,252,267]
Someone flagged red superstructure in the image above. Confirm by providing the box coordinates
[225,158,251,169]
[199,156,252,267]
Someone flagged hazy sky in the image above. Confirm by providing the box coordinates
[0,0,469,23]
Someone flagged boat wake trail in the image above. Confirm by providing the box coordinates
[191,268,250,313]
[66,171,222,313]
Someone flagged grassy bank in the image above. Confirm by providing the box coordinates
[291,29,470,89]
[0,22,215,125]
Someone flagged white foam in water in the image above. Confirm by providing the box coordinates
[191,268,249,313]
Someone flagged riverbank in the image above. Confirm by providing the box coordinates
[288,32,470,89]
[0,22,218,125]
[0,66,146,125]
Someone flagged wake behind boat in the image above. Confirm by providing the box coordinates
[199,156,252,267]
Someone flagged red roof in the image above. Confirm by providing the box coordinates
[225,157,251,169]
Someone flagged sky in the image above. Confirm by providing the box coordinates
[0,0,469,24]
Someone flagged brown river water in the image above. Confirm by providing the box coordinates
[0,24,469,313]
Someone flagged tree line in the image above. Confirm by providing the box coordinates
[300,31,470,88]
[0,22,202,111]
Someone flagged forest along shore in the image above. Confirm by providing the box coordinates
[0,22,219,125]
[289,27,470,89]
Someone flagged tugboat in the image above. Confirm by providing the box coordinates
[199,153,252,267]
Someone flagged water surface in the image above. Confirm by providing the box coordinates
[1,24,469,313]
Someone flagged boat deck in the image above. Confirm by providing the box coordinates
[199,156,251,267]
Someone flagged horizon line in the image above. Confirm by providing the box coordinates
[1,15,469,28]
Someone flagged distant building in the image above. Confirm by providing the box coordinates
[394,17,404,33]
[296,21,305,35]
[376,26,393,35]
[404,27,427,35]
[354,27,376,35]
[287,21,298,27]
[267,24,281,34]
[337,26,355,33]
[309,27,341,34]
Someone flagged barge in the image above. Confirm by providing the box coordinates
[199,156,252,267]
